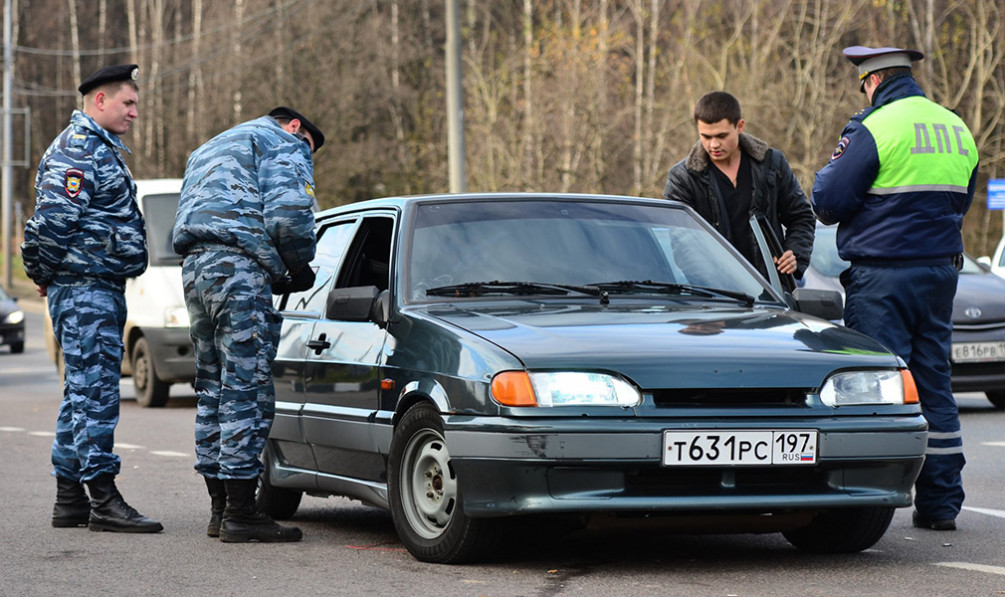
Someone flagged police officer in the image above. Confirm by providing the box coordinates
[173,106,322,543]
[22,64,162,533]
[813,46,979,531]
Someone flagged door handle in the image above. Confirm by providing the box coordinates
[306,333,332,355]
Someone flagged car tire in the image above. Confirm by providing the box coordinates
[782,506,895,553]
[132,336,170,408]
[985,391,1005,410]
[10,341,24,354]
[388,402,499,564]
[257,443,302,520]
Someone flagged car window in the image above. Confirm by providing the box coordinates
[281,219,357,314]
[810,225,850,277]
[336,216,394,291]
[143,193,183,266]
[406,199,772,302]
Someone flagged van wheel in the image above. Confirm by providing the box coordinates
[10,341,24,354]
[986,391,1005,410]
[132,337,170,407]
[257,444,302,520]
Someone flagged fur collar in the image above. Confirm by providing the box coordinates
[684,132,770,172]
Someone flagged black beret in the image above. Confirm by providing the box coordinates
[269,106,325,152]
[78,64,139,95]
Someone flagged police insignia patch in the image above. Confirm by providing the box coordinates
[305,182,315,199]
[64,169,84,198]
[831,136,850,161]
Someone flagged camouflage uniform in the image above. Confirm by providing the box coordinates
[22,109,147,483]
[173,115,316,480]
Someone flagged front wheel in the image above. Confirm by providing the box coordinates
[388,403,499,564]
[782,506,895,553]
[257,443,302,519]
[132,336,170,408]
[10,341,24,354]
[986,391,1005,410]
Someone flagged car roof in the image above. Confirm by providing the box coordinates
[135,178,183,197]
[316,192,676,219]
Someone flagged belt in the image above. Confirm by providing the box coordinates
[851,255,960,268]
[186,243,245,255]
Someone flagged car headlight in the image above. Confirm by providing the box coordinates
[164,306,190,327]
[491,371,642,407]
[819,369,918,406]
[5,310,24,325]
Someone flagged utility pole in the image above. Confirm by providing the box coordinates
[445,0,466,193]
[2,0,13,290]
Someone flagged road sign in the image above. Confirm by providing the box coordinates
[989,179,1005,210]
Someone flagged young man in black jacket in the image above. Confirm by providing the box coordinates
[663,91,815,279]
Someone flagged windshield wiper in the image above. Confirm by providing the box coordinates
[588,280,755,307]
[425,280,602,298]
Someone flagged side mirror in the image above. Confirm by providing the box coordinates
[977,256,992,267]
[791,288,843,321]
[326,285,379,321]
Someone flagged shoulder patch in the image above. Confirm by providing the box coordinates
[64,168,84,197]
[830,136,850,161]
[305,182,315,199]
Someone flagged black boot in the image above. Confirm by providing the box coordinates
[220,478,302,543]
[204,477,227,537]
[52,476,91,528]
[85,474,163,533]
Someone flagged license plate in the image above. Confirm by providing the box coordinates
[951,342,1005,363]
[662,430,817,466]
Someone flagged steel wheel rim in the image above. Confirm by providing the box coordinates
[400,428,456,539]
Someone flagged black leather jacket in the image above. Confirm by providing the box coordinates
[663,133,815,279]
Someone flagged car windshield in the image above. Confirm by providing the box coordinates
[143,193,183,267]
[405,199,774,304]
[810,225,850,277]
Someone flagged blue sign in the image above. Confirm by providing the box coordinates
[989,179,1005,210]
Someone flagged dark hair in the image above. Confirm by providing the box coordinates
[871,66,912,84]
[693,91,742,125]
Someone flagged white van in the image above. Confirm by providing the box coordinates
[45,178,195,406]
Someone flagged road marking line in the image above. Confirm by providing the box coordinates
[982,441,1005,447]
[0,427,25,432]
[935,562,1005,576]
[150,450,190,458]
[116,443,145,450]
[962,506,1005,518]
[28,431,55,437]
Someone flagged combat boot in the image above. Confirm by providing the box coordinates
[85,474,163,533]
[204,477,227,537]
[52,476,91,528]
[219,478,302,543]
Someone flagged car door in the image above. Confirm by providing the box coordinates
[301,212,396,483]
[271,216,359,473]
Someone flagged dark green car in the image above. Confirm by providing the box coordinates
[263,193,926,563]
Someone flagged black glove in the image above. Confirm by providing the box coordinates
[272,267,316,295]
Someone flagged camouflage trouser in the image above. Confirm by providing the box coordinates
[182,250,281,480]
[48,280,126,482]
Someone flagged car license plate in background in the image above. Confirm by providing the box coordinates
[951,342,1005,363]
[662,430,817,466]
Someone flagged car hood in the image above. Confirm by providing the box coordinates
[423,302,897,389]
[0,298,20,320]
[954,273,1005,323]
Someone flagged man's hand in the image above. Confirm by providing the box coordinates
[774,250,797,275]
[35,284,48,298]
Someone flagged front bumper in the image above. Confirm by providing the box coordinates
[0,322,25,346]
[444,415,927,517]
[138,326,196,383]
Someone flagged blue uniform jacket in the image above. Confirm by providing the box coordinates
[22,110,147,286]
[811,75,978,261]
[172,116,317,281]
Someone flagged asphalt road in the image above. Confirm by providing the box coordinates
[3,305,1005,597]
